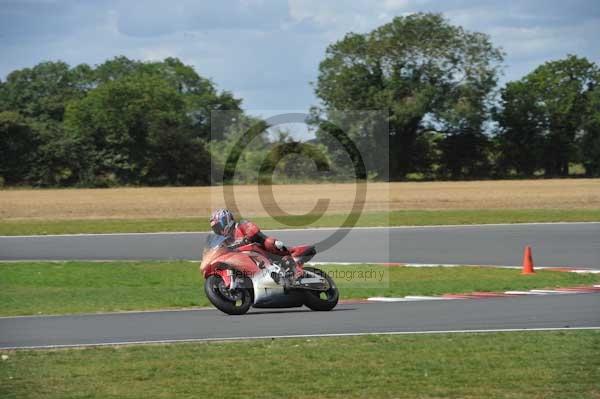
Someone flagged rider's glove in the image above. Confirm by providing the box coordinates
[274,240,287,251]
[281,255,296,273]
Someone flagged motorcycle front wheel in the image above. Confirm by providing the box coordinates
[204,274,253,315]
[302,267,339,311]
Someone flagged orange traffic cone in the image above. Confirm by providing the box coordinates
[522,246,535,274]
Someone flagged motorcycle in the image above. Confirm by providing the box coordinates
[200,233,339,315]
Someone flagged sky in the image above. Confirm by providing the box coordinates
[1,0,599,114]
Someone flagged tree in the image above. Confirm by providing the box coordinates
[0,56,243,186]
[0,111,37,185]
[537,56,597,176]
[208,114,271,184]
[513,56,598,176]
[495,80,545,176]
[581,85,600,176]
[497,55,598,177]
[0,79,6,111]
[145,124,212,185]
[94,56,242,140]
[314,13,503,180]
[0,63,95,186]
[438,128,492,179]
[64,74,211,185]
[26,120,82,186]
[261,131,331,183]
[435,84,493,179]
[0,61,90,122]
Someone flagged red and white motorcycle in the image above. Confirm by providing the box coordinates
[200,234,339,315]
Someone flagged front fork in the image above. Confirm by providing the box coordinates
[215,269,234,289]
[215,268,249,290]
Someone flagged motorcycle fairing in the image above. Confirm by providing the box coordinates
[200,233,327,308]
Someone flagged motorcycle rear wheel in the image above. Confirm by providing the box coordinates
[302,267,339,311]
[204,274,253,315]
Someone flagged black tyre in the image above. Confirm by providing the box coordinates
[204,274,253,315]
[302,267,339,311]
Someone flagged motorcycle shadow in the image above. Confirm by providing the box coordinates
[246,307,357,316]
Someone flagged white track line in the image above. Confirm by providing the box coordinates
[504,291,542,295]
[2,326,598,350]
[366,297,415,302]
[367,296,452,302]
[369,287,600,301]
[403,296,450,300]
[2,221,598,238]
[529,289,572,294]
[309,262,600,273]
[310,262,600,271]
[405,263,462,268]
[571,270,600,274]
[554,289,598,293]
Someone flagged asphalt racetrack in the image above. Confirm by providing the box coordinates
[1,293,599,349]
[1,222,599,348]
[1,223,599,267]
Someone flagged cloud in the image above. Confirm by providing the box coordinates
[0,0,598,111]
[0,0,106,40]
[114,0,290,37]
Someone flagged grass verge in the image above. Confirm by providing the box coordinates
[1,209,600,235]
[1,331,599,399]
[1,261,599,316]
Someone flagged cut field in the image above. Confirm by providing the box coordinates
[1,331,599,399]
[1,261,599,316]
[1,179,599,235]
[2,179,599,221]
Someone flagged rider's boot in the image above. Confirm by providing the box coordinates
[294,262,304,280]
[280,256,299,287]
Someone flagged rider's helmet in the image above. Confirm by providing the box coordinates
[209,209,236,236]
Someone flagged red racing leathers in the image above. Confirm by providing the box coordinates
[231,220,316,278]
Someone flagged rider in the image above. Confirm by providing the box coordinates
[209,209,310,284]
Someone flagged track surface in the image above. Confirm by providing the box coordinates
[1,223,599,267]
[1,293,598,349]
[1,223,598,349]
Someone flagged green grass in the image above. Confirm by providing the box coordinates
[1,261,599,316]
[1,209,599,235]
[1,331,599,398]
[328,264,600,299]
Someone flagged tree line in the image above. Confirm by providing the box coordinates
[0,57,240,186]
[1,13,599,187]
[314,13,600,180]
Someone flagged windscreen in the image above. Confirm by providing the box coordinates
[204,233,231,250]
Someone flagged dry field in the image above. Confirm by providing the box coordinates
[1,179,599,220]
